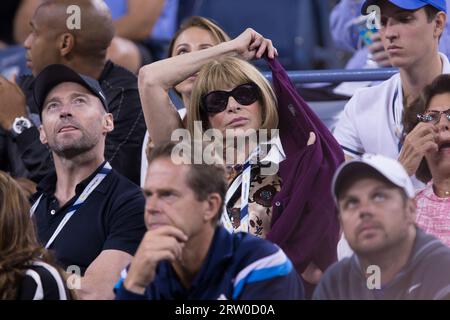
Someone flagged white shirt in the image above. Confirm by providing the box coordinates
[334,53,450,160]
[140,108,187,187]
[334,53,450,260]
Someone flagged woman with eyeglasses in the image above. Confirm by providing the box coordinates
[139,25,344,296]
[0,171,69,300]
[403,74,450,247]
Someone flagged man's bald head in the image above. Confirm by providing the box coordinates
[34,0,114,61]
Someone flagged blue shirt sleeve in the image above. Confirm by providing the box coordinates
[231,246,305,300]
[114,282,148,300]
[329,0,363,52]
[237,269,305,300]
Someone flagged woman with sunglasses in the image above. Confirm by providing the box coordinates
[139,27,343,296]
[0,171,69,300]
[139,16,230,185]
[403,74,450,246]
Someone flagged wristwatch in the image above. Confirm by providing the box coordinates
[11,116,33,137]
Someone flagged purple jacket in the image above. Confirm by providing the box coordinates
[266,58,344,275]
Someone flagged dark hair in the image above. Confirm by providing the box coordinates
[336,165,408,203]
[403,74,450,182]
[424,5,444,40]
[424,5,440,22]
[147,141,227,222]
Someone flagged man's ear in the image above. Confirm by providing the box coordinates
[39,124,48,144]
[434,11,446,38]
[203,193,222,223]
[59,33,75,57]
[103,113,114,134]
[406,198,417,224]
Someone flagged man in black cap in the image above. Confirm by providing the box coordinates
[0,0,145,185]
[30,64,146,300]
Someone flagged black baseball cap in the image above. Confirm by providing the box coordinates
[33,64,108,116]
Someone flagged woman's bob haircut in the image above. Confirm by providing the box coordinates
[188,56,279,135]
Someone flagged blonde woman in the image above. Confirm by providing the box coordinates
[140,16,231,185]
[139,28,343,296]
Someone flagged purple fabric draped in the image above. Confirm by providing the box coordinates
[266,58,344,275]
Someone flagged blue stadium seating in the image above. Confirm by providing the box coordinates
[191,0,339,70]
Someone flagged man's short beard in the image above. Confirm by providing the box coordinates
[50,134,100,159]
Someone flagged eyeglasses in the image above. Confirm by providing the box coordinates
[417,108,450,124]
[201,83,259,114]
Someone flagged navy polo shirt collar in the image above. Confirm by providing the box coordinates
[193,226,234,283]
[37,160,110,197]
[155,226,234,298]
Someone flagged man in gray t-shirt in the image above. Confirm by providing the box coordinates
[314,154,450,300]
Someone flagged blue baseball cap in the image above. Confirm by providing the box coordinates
[361,0,447,15]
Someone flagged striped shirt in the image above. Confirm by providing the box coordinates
[416,182,450,247]
[114,226,304,300]
[17,261,68,300]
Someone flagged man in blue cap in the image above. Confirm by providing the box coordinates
[361,0,446,13]
[330,0,450,70]
[334,0,449,187]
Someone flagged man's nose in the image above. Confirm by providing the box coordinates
[383,19,399,42]
[59,103,74,117]
[145,196,160,214]
[357,200,375,220]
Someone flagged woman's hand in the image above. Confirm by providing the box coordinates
[307,132,316,146]
[231,28,278,60]
[398,122,438,176]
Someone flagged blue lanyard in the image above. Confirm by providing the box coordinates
[30,162,112,249]
[392,88,404,152]
[222,146,260,233]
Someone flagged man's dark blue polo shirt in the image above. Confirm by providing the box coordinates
[31,161,146,275]
[115,226,304,300]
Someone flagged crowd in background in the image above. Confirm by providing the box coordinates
[0,0,450,301]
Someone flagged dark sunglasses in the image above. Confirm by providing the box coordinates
[417,108,450,124]
[201,83,260,114]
